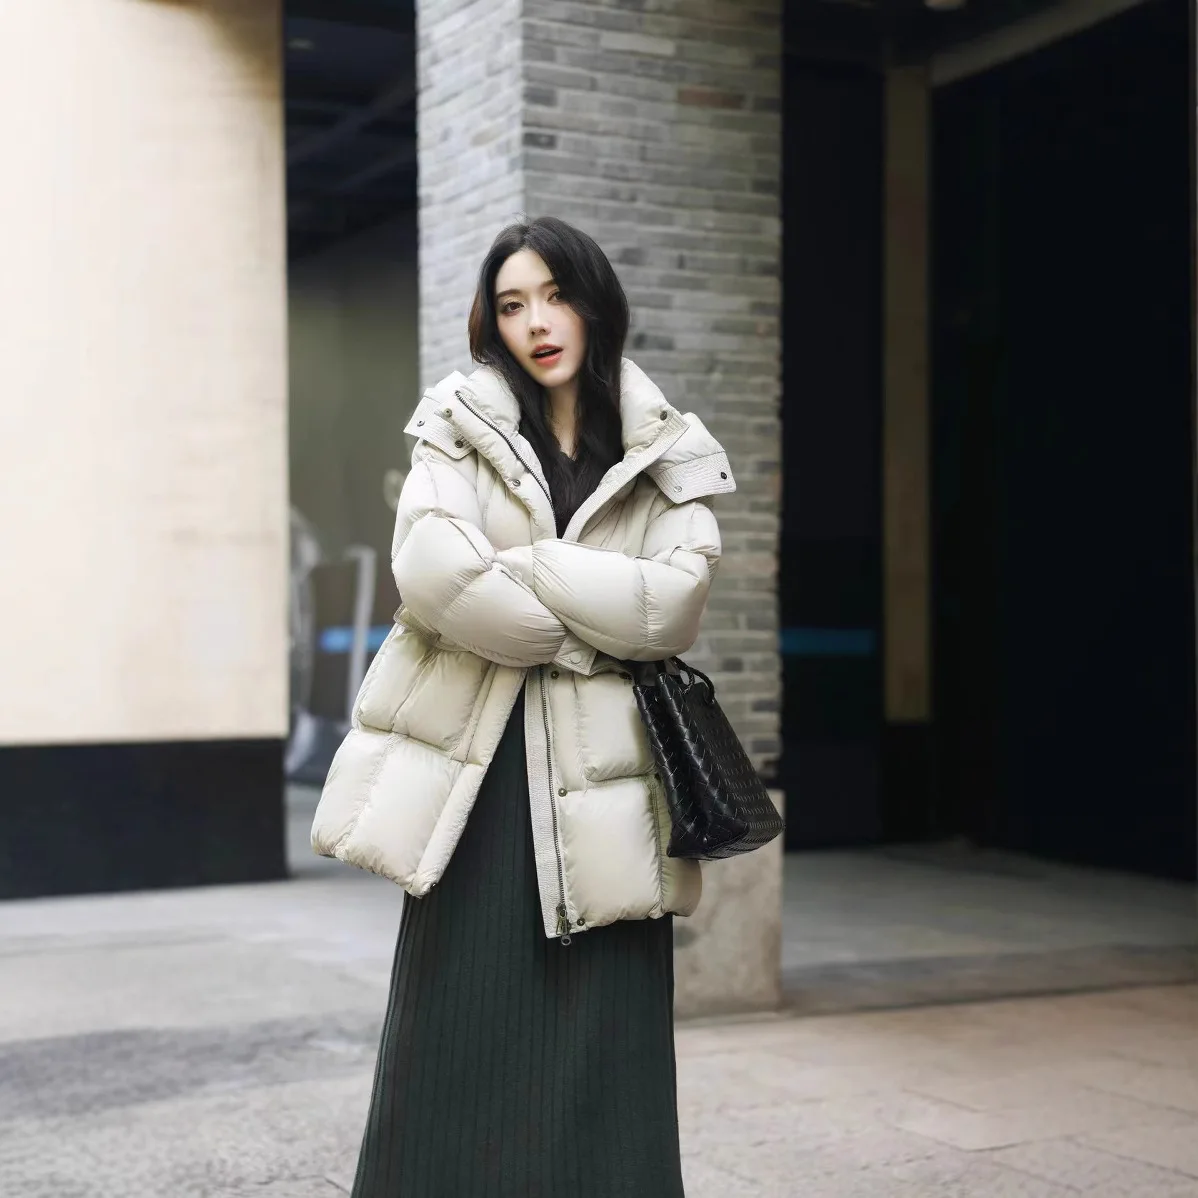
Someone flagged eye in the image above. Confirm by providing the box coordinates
[549,290,563,303]
[499,300,522,315]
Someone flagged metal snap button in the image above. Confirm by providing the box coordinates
[720,471,728,479]
[674,485,682,493]
[513,477,522,487]
[416,419,425,427]
[575,918,585,927]
[659,410,668,420]
[558,787,567,797]
[550,670,559,679]
[455,439,465,448]
[442,407,452,418]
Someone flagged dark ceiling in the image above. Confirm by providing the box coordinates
[783,0,1063,65]
[285,0,416,260]
[282,0,1063,260]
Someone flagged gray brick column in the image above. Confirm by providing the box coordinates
[417,0,784,1014]
[417,0,525,383]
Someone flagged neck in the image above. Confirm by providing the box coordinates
[546,378,578,457]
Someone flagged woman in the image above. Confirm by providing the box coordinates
[312,216,735,1197]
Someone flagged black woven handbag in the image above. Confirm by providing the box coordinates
[629,658,784,860]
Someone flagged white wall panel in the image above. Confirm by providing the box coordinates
[0,0,288,744]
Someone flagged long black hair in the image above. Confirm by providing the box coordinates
[468,216,628,532]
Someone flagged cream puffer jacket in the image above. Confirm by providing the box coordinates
[311,358,734,940]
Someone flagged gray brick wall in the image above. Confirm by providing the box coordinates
[417,0,782,772]
[417,0,525,383]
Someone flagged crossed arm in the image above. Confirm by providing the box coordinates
[392,442,721,672]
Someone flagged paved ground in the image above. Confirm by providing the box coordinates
[2,863,1197,1197]
[782,843,1197,1009]
[285,784,1198,1013]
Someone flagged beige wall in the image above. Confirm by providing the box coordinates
[0,0,288,745]
[288,214,419,600]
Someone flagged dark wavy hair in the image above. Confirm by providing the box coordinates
[467,216,628,532]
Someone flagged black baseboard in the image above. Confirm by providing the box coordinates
[0,738,286,900]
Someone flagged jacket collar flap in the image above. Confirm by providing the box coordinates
[404,375,474,461]
[645,413,736,504]
[418,359,735,513]
[455,358,690,458]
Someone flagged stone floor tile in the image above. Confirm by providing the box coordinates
[1108,1030,1198,1071]
[677,1048,919,1112]
[0,1076,369,1198]
[904,1057,1198,1122]
[696,1124,943,1182]
[1096,985,1198,1019]
[988,1138,1198,1197]
[1,854,1194,1198]
[223,1183,348,1198]
[675,1014,798,1052]
[0,938,380,1041]
[903,1067,1099,1112]
[675,1051,815,1113]
[1073,1057,1198,1115]
[710,1146,1081,1198]
[679,1098,860,1149]
[752,1058,920,1101]
[321,1164,355,1194]
[884,1085,1192,1152]
[683,1089,936,1148]
[1081,1120,1198,1179]
[883,1151,1083,1197]
[682,1160,778,1198]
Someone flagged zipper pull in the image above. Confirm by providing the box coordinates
[556,904,572,946]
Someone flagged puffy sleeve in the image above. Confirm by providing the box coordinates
[391,441,581,669]
[507,497,721,662]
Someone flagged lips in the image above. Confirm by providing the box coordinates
[531,344,563,366]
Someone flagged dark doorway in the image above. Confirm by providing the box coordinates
[932,0,1196,880]
[779,60,884,849]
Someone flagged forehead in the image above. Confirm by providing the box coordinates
[495,248,553,294]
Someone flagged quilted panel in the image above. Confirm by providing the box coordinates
[311,725,392,859]
[393,645,491,752]
[343,737,461,887]
[355,624,433,734]
[572,671,653,783]
[558,777,661,925]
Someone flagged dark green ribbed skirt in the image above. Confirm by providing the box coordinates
[351,693,685,1198]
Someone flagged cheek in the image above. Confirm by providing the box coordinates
[565,310,588,358]
[497,316,523,357]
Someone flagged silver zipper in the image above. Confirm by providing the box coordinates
[453,390,570,944]
[540,665,572,946]
[453,390,554,512]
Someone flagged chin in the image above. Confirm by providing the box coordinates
[536,358,581,387]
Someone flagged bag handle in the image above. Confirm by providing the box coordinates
[627,656,716,705]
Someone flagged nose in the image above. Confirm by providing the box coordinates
[527,298,549,337]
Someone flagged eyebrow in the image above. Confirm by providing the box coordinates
[496,279,557,301]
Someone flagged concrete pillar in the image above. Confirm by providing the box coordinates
[417,0,783,1014]
[0,0,289,898]
[881,64,933,831]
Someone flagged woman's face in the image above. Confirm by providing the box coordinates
[494,249,588,392]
